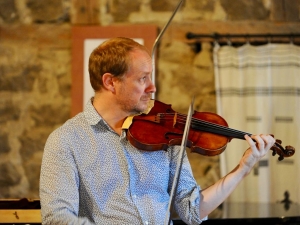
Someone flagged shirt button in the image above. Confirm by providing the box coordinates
[145,221,149,225]
[132,194,137,199]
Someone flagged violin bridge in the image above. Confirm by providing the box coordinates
[173,112,177,127]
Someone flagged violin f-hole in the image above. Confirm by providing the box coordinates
[165,131,183,140]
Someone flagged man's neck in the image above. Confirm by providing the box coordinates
[92,94,127,135]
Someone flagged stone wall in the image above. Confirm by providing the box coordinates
[0,1,299,217]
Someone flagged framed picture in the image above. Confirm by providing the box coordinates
[71,24,157,116]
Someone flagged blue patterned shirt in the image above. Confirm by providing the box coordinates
[40,99,204,225]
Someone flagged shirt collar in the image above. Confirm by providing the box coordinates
[83,98,154,128]
[83,98,104,126]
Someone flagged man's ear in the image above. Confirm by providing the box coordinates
[102,73,115,92]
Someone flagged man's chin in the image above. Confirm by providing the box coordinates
[129,98,152,114]
[132,104,148,114]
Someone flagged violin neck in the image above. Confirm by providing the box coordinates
[191,119,251,140]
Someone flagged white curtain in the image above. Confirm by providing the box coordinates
[214,42,300,204]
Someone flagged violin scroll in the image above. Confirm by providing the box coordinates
[271,139,295,161]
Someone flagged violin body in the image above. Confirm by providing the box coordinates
[127,100,295,160]
[127,100,229,156]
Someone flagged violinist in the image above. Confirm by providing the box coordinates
[39,37,276,225]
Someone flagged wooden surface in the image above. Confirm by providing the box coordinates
[0,210,41,223]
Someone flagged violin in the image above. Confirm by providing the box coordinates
[127,100,295,161]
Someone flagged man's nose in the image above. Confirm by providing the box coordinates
[147,80,156,94]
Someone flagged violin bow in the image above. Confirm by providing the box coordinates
[150,0,187,223]
[151,0,185,99]
[164,97,194,225]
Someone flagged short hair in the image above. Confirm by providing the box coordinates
[88,37,150,92]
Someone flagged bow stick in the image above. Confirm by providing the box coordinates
[151,0,185,99]
[164,97,194,225]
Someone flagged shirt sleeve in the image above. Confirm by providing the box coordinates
[168,146,207,225]
[39,128,95,225]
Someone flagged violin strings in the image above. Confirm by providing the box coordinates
[158,113,250,139]
[155,113,288,157]
[179,113,249,137]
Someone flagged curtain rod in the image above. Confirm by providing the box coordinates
[186,32,300,44]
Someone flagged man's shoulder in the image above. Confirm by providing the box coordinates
[48,112,87,140]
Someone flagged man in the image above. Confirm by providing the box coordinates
[39,37,275,224]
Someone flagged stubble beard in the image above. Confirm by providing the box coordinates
[121,95,151,115]
[129,100,148,115]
